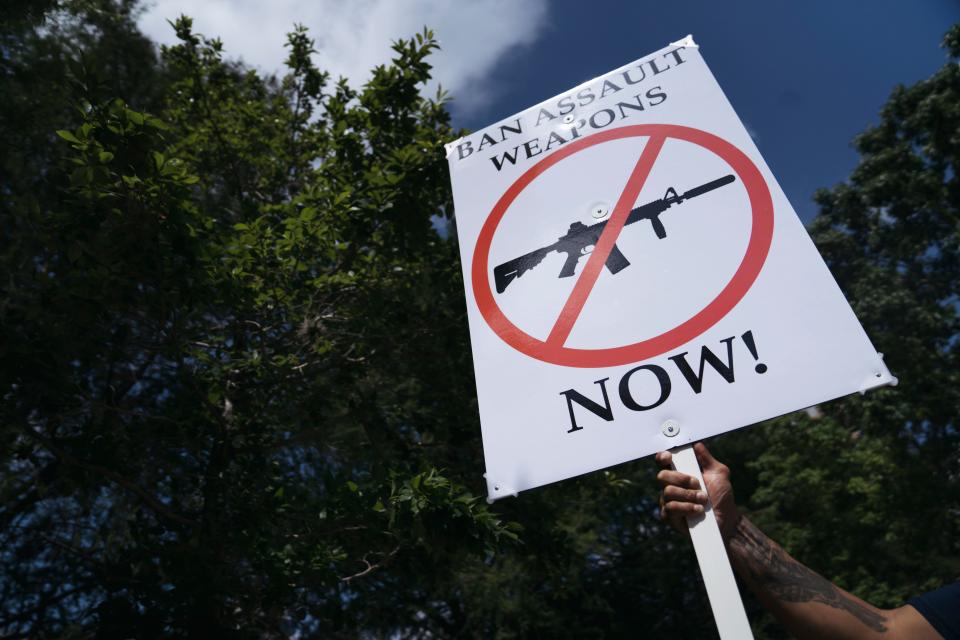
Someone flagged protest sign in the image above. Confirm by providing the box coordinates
[446,37,896,503]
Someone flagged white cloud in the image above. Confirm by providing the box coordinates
[138,0,548,116]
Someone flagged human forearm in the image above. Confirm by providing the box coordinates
[658,445,937,640]
[726,516,889,639]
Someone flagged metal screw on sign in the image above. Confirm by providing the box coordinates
[661,419,680,437]
[589,202,610,220]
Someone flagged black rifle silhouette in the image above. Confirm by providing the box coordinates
[493,174,736,293]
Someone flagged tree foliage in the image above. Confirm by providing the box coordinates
[3,4,514,636]
[1,3,957,637]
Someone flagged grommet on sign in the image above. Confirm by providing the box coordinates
[588,201,610,220]
[858,352,899,394]
[661,419,680,437]
[669,34,699,49]
[483,472,518,503]
[558,112,580,132]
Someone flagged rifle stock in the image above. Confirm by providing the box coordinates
[494,246,552,293]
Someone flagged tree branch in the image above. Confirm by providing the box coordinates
[340,545,401,584]
[26,429,198,527]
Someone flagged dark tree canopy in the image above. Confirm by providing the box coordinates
[1,3,957,637]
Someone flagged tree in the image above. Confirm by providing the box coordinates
[2,5,514,636]
[1,3,956,637]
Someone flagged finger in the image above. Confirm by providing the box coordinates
[655,451,672,469]
[663,485,708,504]
[663,501,705,518]
[660,506,687,523]
[660,509,690,535]
[656,469,701,490]
[693,442,719,470]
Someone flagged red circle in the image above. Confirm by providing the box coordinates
[471,124,774,368]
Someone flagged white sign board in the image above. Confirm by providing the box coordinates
[446,38,896,502]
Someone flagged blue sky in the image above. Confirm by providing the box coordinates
[446,1,957,222]
[140,1,957,222]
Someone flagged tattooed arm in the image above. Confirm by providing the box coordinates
[656,444,941,640]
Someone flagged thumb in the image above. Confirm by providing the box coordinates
[693,442,720,470]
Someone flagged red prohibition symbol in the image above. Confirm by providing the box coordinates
[471,124,775,368]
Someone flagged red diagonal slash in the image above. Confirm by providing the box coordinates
[545,134,666,347]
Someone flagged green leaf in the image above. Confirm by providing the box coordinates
[125,108,145,125]
[56,129,81,143]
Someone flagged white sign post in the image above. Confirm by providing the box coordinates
[445,35,896,638]
[672,444,754,638]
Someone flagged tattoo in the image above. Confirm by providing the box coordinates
[729,518,887,633]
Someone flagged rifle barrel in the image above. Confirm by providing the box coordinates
[682,174,735,200]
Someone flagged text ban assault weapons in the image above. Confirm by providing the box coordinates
[493,174,737,293]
